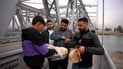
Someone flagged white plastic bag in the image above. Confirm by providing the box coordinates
[47,44,68,61]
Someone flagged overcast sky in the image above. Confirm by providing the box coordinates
[23,0,123,29]
[98,0,123,29]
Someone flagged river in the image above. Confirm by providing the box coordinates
[98,35,123,52]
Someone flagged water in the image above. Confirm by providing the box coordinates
[98,35,123,52]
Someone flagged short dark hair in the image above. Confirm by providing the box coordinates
[47,20,52,23]
[61,19,69,25]
[78,17,88,23]
[32,15,45,25]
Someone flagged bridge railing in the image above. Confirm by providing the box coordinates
[0,49,24,69]
[0,36,21,44]
[94,45,117,69]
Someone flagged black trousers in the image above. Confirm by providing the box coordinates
[48,58,68,69]
[24,56,44,69]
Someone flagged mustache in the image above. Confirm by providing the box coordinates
[60,27,66,31]
[47,27,53,30]
[79,28,83,31]
[79,28,85,32]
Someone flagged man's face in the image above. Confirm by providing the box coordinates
[78,21,88,31]
[60,22,68,31]
[47,22,53,30]
[36,22,45,32]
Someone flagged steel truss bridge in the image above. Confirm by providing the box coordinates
[0,0,116,69]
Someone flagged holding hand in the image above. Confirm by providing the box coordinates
[61,36,66,40]
[61,36,71,43]
[78,46,85,54]
[65,39,71,43]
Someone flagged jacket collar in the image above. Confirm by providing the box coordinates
[80,29,89,34]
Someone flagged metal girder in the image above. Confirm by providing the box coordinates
[42,0,61,27]
[79,0,95,30]
[16,9,26,29]
[11,3,45,29]
[54,0,61,26]
[69,0,77,32]
[87,12,97,14]
[0,0,19,37]
[59,5,98,9]
[15,2,46,29]
[16,3,41,29]
[9,15,21,31]
[84,4,98,7]
[65,0,95,32]
[49,0,55,12]
[42,0,50,19]
[0,0,96,37]
[17,3,44,15]
[0,0,45,38]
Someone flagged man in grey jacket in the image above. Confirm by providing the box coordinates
[67,17,104,69]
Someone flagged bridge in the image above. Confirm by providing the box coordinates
[0,0,117,69]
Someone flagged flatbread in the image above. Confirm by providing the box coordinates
[69,48,82,63]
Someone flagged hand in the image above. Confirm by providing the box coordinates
[78,46,85,54]
[61,36,66,40]
[78,39,81,43]
[65,39,71,43]
[50,49,58,54]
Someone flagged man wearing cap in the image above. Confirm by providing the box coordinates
[50,19,73,69]
[67,17,104,69]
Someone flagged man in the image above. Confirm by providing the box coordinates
[41,20,55,69]
[68,17,104,69]
[41,20,54,44]
[22,16,57,69]
[50,19,73,69]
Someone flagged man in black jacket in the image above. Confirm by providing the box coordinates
[41,20,54,44]
[41,20,55,69]
[68,17,104,69]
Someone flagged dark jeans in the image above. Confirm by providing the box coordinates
[48,58,68,69]
[72,63,92,69]
[24,56,44,69]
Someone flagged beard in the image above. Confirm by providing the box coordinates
[60,27,66,31]
[79,28,86,33]
[47,27,53,30]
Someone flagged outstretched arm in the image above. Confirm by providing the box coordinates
[50,31,62,40]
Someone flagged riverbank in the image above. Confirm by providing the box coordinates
[96,30,123,35]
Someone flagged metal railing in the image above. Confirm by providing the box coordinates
[0,36,21,44]
[94,46,117,69]
[0,49,24,69]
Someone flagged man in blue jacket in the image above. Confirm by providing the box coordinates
[50,19,73,69]
[22,15,57,69]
